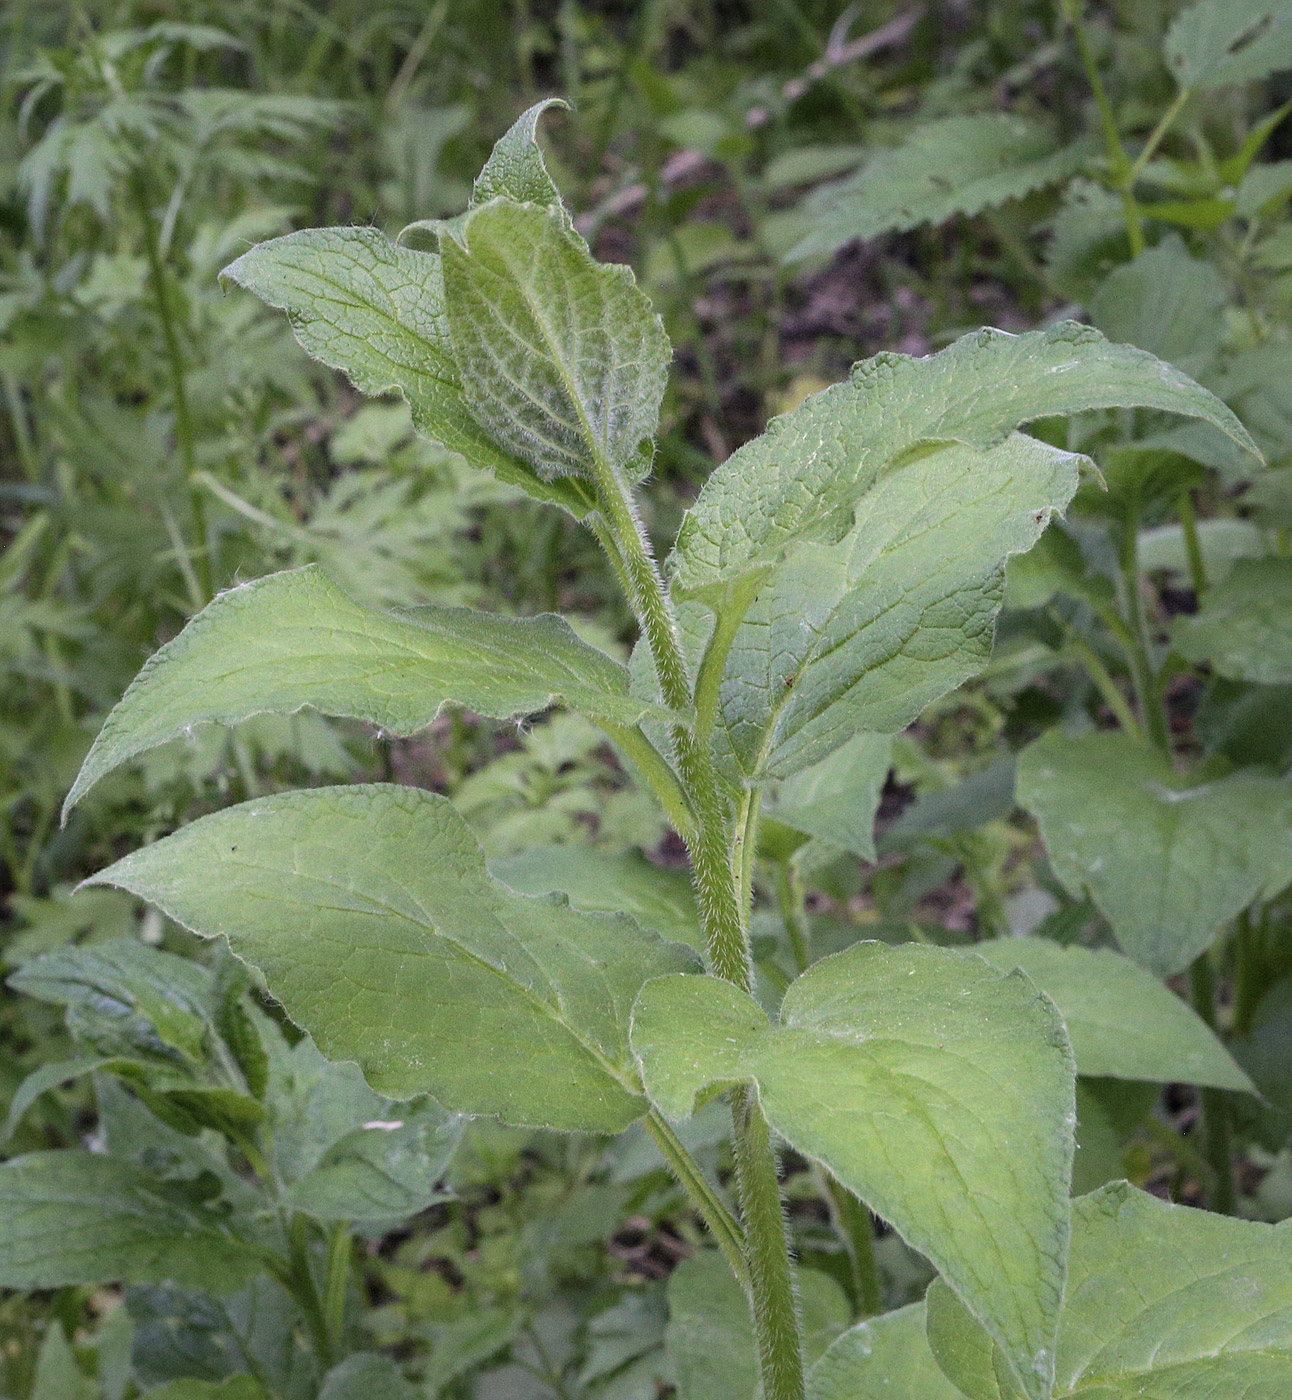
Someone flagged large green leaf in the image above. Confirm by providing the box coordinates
[927,1181,1292,1399]
[1173,556,1292,684]
[440,198,669,485]
[788,115,1090,261]
[65,565,673,815]
[806,1303,964,1400]
[0,1151,262,1292]
[1165,0,1292,90]
[715,434,1081,781]
[762,732,892,860]
[671,322,1259,602]
[1017,730,1292,975]
[220,228,591,517]
[89,784,699,1133]
[975,938,1254,1090]
[633,941,1076,1400]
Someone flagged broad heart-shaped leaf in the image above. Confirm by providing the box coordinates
[1017,730,1292,976]
[1173,556,1292,684]
[927,1181,1292,1399]
[762,731,892,860]
[788,115,1090,261]
[220,227,593,516]
[632,941,1076,1400]
[670,322,1259,602]
[717,435,1082,782]
[1165,0,1292,90]
[65,565,673,816]
[807,1303,964,1400]
[975,938,1254,1091]
[440,198,670,485]
[88,784,699,1134]
[0,1151,262,1293]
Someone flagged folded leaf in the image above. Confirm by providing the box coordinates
[806,1303,964,1400]
[470,97,569,211]
[632,941,1076,1400]
[789,115,1090,261]
[928,1180,1292,1399]
[1165,0,1292,90]
[1173,556,1292,684]
[220,227,592,516]
[66,565,673,815]
[440,199,669,485]
[0,1151,262,1292]
[1018,729,1292,975]
[976,938,1254,1090]
[89,784,700,1133]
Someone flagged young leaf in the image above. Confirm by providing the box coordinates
[633,941,1076,1400]
[788,115,1090,262]
[470,97,569,211]
[975,938,1254,1090]
[927,1181,1292,1399]
[65,565,674,816]
[88,784,700,1133]
[0,1151,262,1293]
[671,323,1259,601]
[220,227,593,516]
[763,732,892,860]
[439,199,670,484]
[806,1303,964,1400]
[1173,556,1292,684]
[1165,0,1292,90]
[1018,730,1292,975]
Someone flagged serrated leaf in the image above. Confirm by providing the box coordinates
[471,98,569,210]
[671,323,1258,602]
[1173,556,1292,684]
[66,565,673,815]
[928,1181,1292,1399]
[975,937,1254,1090]
[220,227,593,515]
[716,435,1082,781]
[0,1151,262,1292]
[633,941,1076,1400]
[1017,730,1292,975]
[1165,0,1292,90]
[788,115,1091,261]
[88,784,699,1133]
[806,1303,964,1400]
[440,199,670,484]
[763,732,892,860]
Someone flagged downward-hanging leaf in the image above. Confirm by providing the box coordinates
[1165,0,1292,90]
[1173,556,1292,683]
[788,115,1090,261]
[633,940,1076,1400]
[0,1151,262,1293]
[1017,730,1292,975]
[89,784,699,1133]
[927,1181,1292,1399]
[440,198,670,485]
[806,1303,964,1400]
[763,732,892,860]
[65,565,674,816]
[975,938,1254,1090]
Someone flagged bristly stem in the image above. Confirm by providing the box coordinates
[323,1222,351,1358]
[1189,952,1236,1214]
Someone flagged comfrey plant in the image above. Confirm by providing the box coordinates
[17,103,1292,1399]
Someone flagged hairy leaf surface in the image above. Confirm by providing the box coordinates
[1165,0,1292,90]
[807,1303,963,1400]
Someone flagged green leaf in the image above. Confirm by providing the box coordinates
[30,1322,96,1400]
[806,1303,964,1400]
[928,1181,1292,1399]
[1,1055,117,1144]
[440,199,670,484]
[1017,729,1292,975]
[788,116,1091,261]
[715,434,1082,781]
[143,1381,269,1400]
[975,937,1254,1090]
[318,1353,419,1400]
[66,565,673,815]
[763,732,892,860]
[634,941,1076,1400]
[491,845,702,948]
[220,227,593,516]
[89,784,699,1133]
[471,98,569,211]
[1165,0,1292,90]
[671,322,1257,600]
[0,1151,262,1292]
[1173,556,1292,684]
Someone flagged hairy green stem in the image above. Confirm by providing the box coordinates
[1189,954,1236,1214]
[323,1222,351,1357]
[776,861,812,976]
[1048,607,1144,739]
[818,1168,883,1317]
[287,1214,334,1368]
[1118,499,1170,754]
[1128,86,1191,185]
[1178,490,1209,598]
[1232,908,1263,1040]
